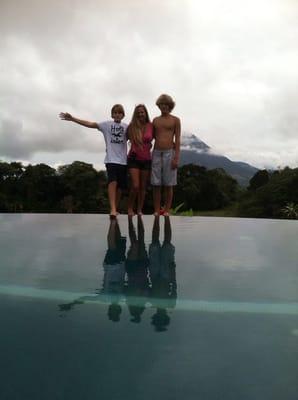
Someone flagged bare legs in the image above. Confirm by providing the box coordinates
[138,170,150,214]
[127,169,138,216]
[153,185,173,216]
[153,186,161,216]
[108,181,121,217]
[164,186,173,215]
[128,168,150,215]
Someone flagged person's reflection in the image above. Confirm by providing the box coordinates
[125,215,150,323]
[101,218,126,322]
[58,219,126,322]
[149,215,177,332]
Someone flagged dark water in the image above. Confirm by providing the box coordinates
[0,214,297,400]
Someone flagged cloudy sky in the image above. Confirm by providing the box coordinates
[1,0,298,170]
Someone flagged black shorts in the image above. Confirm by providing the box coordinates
[127,155,151,171]
[104,236,126,264]
[106,163,127,190]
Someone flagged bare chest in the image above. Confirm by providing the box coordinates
[155,117,176,133]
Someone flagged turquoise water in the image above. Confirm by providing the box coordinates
[0,214,297,399]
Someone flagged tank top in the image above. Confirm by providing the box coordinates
[128,123,153,161]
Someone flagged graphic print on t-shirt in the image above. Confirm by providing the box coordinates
[110,124,125,144]
[97,120,127,164]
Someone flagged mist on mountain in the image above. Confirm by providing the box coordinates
[180,133,258,186]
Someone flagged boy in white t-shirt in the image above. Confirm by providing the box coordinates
[59,104,128,218]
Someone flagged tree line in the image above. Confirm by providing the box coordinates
[0,161,297,218]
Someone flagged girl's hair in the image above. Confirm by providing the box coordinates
[156,94,175,111]
[128,104,150,147]
[111,104,125,116]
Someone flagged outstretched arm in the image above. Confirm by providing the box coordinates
[59,112,97,129]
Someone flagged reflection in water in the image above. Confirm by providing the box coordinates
[126,216,150,323]
[149,216,177,332]
[58,216,177,330]
[101,219,126,321]
[59,219,127,321]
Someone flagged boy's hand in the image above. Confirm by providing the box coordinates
[59,112,73,121]
[171,158,178,169]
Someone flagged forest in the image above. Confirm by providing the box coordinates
[0,161,297,219]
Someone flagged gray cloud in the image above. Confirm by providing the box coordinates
[1,0,298,168]
[0,117,106,159]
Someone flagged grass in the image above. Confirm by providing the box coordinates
[179,204,239,218]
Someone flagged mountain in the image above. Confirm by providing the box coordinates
[179,133,258,186]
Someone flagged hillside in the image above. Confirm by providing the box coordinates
[180,134,258,186]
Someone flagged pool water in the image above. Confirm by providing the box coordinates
[0,214,297,400]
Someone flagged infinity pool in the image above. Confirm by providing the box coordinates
[0,214,297,400]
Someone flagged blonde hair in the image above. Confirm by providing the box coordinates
[128,104,150,147]
[111,104,125,116]
[156,94,175,111]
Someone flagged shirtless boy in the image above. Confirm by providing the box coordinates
[151,94,181,216]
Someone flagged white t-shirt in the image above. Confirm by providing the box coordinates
[102,262,126,294]
[97,120,128,165]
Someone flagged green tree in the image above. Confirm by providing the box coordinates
[174,164,239,211]
[20,164,61,211]
[238,167,298,218]
[58,161,106,212]
[0,162,25,211]
[248,169,269,191]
